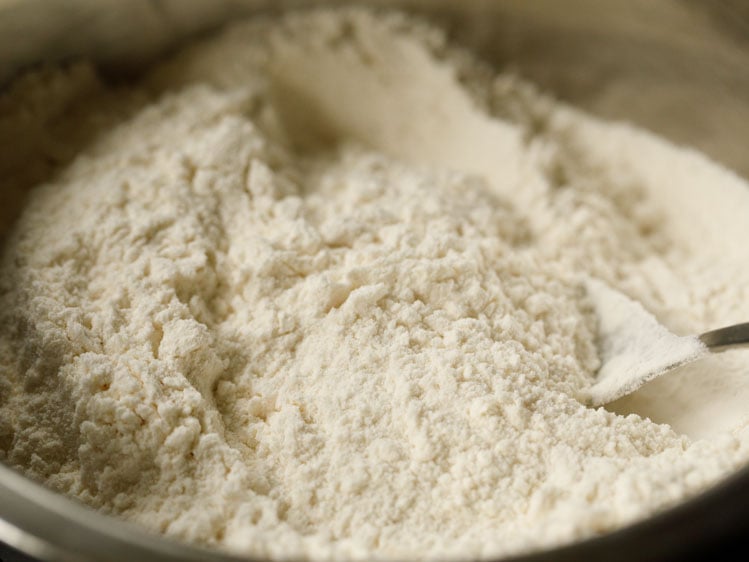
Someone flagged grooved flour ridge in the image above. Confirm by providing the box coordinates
[2,8,749,561]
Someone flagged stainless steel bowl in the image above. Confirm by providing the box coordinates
[1,1,749,560]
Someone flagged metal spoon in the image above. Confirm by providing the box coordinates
[584,278,749,406]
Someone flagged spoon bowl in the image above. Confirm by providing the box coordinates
[585,279,749,406]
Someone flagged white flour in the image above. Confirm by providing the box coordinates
[2,8,749,561]
[584,278,708,406]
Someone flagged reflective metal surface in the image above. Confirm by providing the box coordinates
[1,1,749,560]
[701,322,749,352]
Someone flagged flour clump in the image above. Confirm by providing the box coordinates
[1,8,749,561]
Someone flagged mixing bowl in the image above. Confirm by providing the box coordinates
[1,1,749,560]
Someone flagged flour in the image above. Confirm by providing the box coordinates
[2,8,749,561]
[584,278,708,406]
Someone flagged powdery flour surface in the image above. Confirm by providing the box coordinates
[2,9,749,561]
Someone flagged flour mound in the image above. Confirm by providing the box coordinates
[2,9,749,561]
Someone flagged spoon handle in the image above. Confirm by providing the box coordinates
[699,322,749,352]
